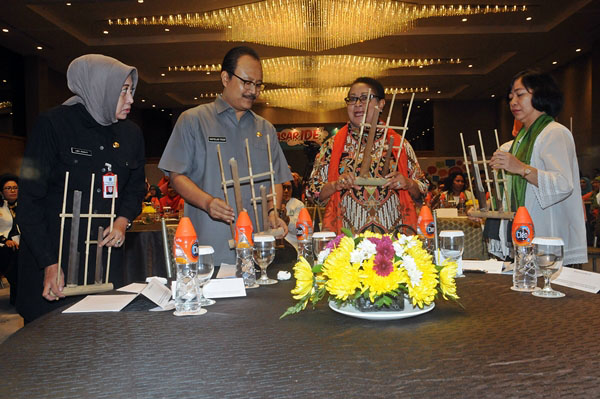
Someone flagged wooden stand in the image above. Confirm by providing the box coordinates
[57,172,116,297]
[217,135,284,248]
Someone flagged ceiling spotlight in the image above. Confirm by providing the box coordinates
[141,99,146,102]
[1,28,8,33]
[164,28,170,32]
[526,16,532,21]
[491,94,496,98]
[461,18,468,22]
[437,90,441,94]
[206,71,210,75]
[138,0,144,3]
[161,109,165,112]
[66,2,72,5]
[552,61,558,65]
[576,48,581,52]
[152,104,156,108]
[103,30,109,35]
[160,73,165,76]
[36,46,43,50]
[194,97,198,100]
[2,79,7,83]
[468,64,473,68]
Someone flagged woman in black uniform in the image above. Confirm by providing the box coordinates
[16,54,146,323]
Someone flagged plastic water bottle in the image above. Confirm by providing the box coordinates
[511,206,537,292]
[173,217,201,314]
[296,208,314,264]
[235,211,256,287]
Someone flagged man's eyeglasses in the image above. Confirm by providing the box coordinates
[3,186,18,191]
[344,94,379,106]
[231,72,265,91]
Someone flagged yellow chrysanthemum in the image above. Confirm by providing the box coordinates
[361,257,403,302]
[405,244,438,308]
[322,236,361,300]
[439,259,459,300]
[291,257,314,303]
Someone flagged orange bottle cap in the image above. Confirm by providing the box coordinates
[512,206,535,246]
[235,211,254,246]
[173,217,199,262]
[417,205,434,239]
[296,207,313,241]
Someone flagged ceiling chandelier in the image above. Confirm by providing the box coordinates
[259,86,428,112]
[108,1,526,51]
[168,55,459,88]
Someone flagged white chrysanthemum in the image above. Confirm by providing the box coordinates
[357,239,377,258]
[393,241,407,258]
[401,255,422,286]
[317,248,331,265]
[349,249,366,264]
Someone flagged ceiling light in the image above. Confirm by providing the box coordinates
[103,30,109,35]
[206,71,210,75]
[160,73,165,76]
[36,46,43,50]
[141,99,146,102]
[194,97,198,100]
[1,28,8,33]
[161,109,165,112]
[109,2,526,51]
[152,104,156,108]
[552,61,558,65]
[462,18,468,22]
[164,28,170,32]
[66,2,72,5]
[468,64,473,68]
[2,80,6,83]
[576,48,581,52]
[437,90,442,94]
[526,16,532,21]
[138,0,144,3]
[491,94,495,98]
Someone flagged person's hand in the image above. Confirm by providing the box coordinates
[335,173,358,191]
[100,216,128,247]
[207,197,235,224]
[5,239,18,250]
[466,206,484,223]
[489,149,525,175]
[269,214,288,238]
[43,263,65,301]
[384,171,412,190]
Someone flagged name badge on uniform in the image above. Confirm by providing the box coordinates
[71,147,92,156]
[208,136,226,143]
[103,172,118,199]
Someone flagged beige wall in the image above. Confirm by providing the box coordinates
[0,134,26,176]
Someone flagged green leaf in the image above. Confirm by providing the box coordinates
[279,300,307,319]
[312,264,322,273]
[341,227,353,237]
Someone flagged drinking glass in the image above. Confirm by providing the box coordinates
[197,246,216,306]
[253,234,277,285]
[531,237,565,298]
[439,230,464,276]
[174,261,206,316]
[313,231,336,262]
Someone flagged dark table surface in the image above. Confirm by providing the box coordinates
[2,258,600,398]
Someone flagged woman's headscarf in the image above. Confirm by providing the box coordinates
[63,54,138,126]
[580,177,592,196]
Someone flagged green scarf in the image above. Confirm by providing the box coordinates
[509,113,554,210]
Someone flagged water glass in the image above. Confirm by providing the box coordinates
[439,230,464,276]
[174,261,206,316]
[313,231,336,262]
[197,246,216,306]
[254,234,277,285]
[531,237,565,298]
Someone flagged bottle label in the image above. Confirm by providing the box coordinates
[296,222,313,241]
[513,224,533,246]
[174,237,199,262]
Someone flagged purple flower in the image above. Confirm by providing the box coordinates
[325,234,344,250]
[369,236,395,277]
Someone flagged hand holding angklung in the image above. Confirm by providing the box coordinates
[43,263,65,301]
[384,172,410,190]
[208,197,235,223]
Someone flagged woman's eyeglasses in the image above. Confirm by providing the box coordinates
[344,94,378,106]
[3,186,18,191]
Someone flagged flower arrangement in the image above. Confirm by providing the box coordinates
[281,229,460,318]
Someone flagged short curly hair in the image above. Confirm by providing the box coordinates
[507,69,563,117]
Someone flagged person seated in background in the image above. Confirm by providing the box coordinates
[0,174,20,305]
[159,183,185,215]
[279,180,305,251]
[291,171,305,202]
[144,184,162,209]
[440,171,474,208]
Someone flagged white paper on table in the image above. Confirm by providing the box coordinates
[462,260,505,274]
[63,294,137,313]
[216,263,237,279]
[436,208,459,218]
[117,283,147,294]
[551,267,600,294]
[141,278,173,309]
[203,278,246,298]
